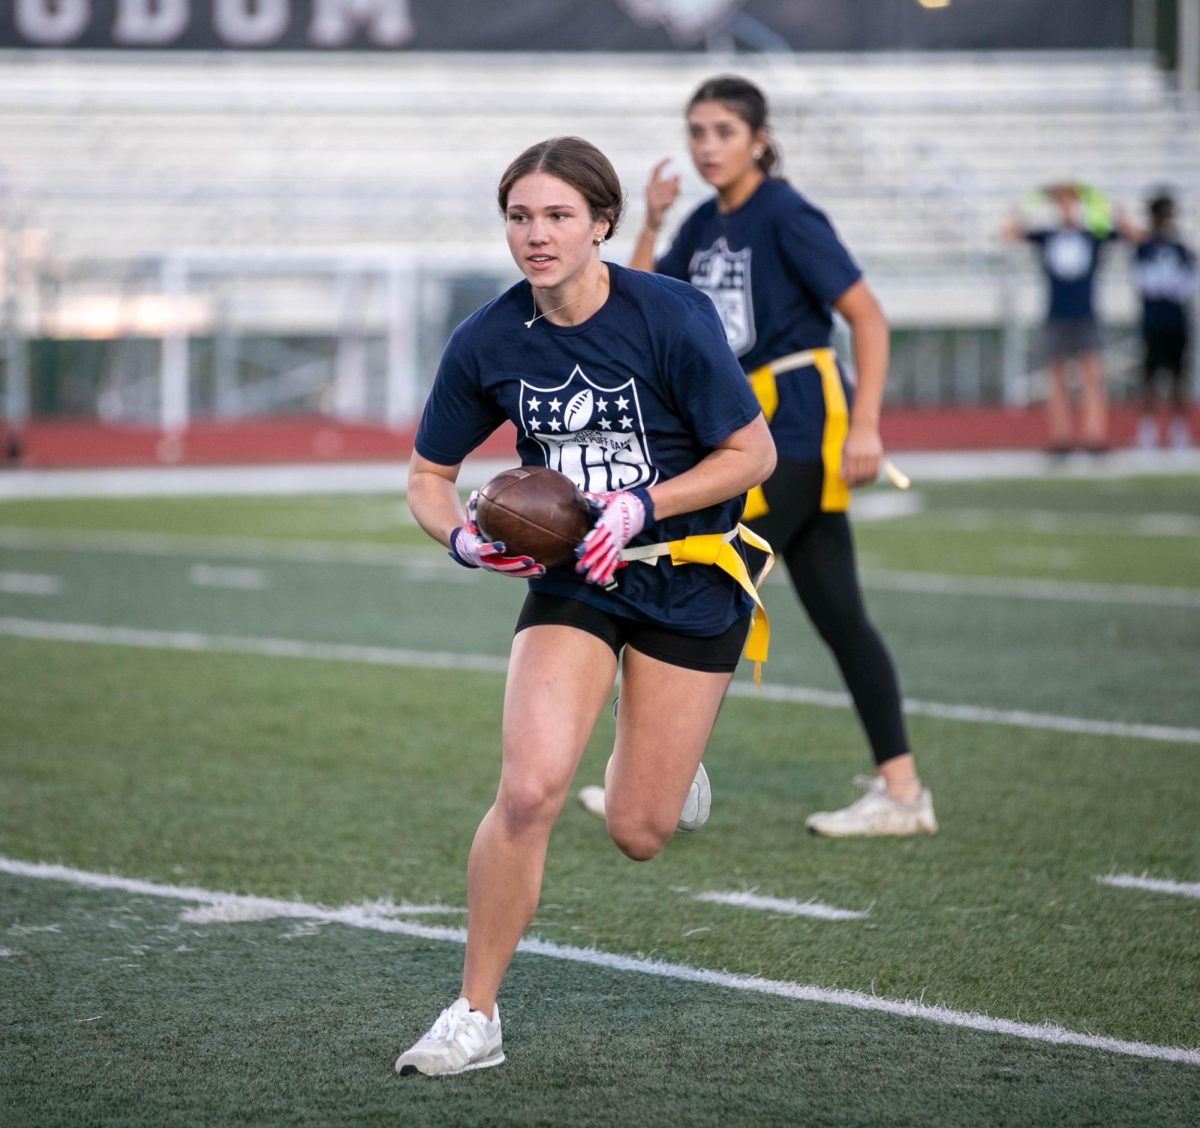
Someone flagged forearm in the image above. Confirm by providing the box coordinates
[849,312,888,429]
[837,281,889,429]
[629,224,659,272]
[407,457,465,549]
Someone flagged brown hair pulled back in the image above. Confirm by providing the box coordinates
[497,137,624,241]
[688,74,783,179]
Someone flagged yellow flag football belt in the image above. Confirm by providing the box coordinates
[620,524,775,686]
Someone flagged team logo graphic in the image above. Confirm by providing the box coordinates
[688,237,755,355]
[1044,230,1093,282]
[519,365,657,494]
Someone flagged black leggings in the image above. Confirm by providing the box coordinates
[749,459,909,766]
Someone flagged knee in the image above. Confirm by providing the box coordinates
[496,775,563,836]
[606,814,672,862]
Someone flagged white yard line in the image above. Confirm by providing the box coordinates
[2,616,1197,746]
[188,564,269,591]
[1095,874,1200,899]
[2,856,1197,1067]
[3,526,1198,609]
[861,569,1200,609]
[0,572,62,595]
[693,890,870,921]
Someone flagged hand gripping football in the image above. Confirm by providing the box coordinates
[474,466,593,568]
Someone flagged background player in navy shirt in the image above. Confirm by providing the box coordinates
[1004,183,1130,453]
[1133,193,1196,449]
[580,75,937,839]
[396,136,775,1077]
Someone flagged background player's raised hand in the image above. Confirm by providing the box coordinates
[644,158,681,231]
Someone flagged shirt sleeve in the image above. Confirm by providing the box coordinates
[413,328,506,466]
[775,198,862,304]
[666,293,762,448]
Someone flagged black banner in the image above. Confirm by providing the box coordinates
[0,0,1131,53]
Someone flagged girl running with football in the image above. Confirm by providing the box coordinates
[397,135,775,1076]
[579,74,936,839]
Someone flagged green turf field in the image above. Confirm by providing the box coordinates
[2,473,1198,1126]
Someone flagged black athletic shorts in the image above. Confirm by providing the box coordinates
[1143,326,1188,383]
[515,591,749,674]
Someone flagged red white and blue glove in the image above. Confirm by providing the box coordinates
[575,487,653,586]
[448,491,545,578]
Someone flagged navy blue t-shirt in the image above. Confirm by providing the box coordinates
[655,178,861,461]
[1026,226,1117,322]
[1135,236,1196,334]
[415,263,763,636]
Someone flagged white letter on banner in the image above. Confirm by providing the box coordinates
[214,0,289,46]
[309,0,414,47]
[113,0,189,45]
[15,0,91,45]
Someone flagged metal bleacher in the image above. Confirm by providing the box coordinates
[0,49,1196,270]
[1,49,1197,419]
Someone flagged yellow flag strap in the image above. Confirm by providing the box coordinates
[620,524,775,686]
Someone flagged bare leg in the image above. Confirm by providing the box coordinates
[460,625,616,1015]
[1078,351,1109,448]
[603,646,733,861]
[1046,359,1073,449]
[878,753,921,803]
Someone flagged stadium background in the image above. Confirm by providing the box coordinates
[3,5,1200,1126]
[1,0,1198,467]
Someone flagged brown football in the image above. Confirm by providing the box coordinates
[475,466,593,568]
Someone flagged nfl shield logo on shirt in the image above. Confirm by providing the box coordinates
[519,365,657,494]
[688,237,756,356]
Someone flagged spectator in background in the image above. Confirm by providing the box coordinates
[1134,193,1196,450]
[1004,183,1131,455]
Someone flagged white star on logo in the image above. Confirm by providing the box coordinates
[549,398,562,413]
[596,398,608,413]
[527,396,541,412]
[598,418,612,430]
[528,417,540,429]
[615,396,630,411]
[619,415,633,430]
[548,418,562,432]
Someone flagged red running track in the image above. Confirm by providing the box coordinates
[0,404,1190,470]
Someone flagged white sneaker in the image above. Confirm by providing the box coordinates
[675,762,711,832]
[576,761,711,833]
[805,775,938,838]
[395,998,505,1077]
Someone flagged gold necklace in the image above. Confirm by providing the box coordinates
[524,269,605,329]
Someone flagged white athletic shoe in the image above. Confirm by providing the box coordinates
[578,784,606,820]
[395,997,505,1077]
[576,761,711,833]
[675,762,711,832]
[805,775,938,838]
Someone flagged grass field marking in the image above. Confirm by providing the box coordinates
[693,890,870,921]
[931,508,1200,538]
[860,568,1200,609]
[0,571,62,595]
[1095,874,1200,899]
[4,524,1199,608]
[730,680,1200,745]
[4,615,1199,746]
[4,856,1199,1068]
[187,563,270,591]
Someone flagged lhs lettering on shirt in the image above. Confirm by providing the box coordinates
[519,365,657,494]
[688,237,755,356]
